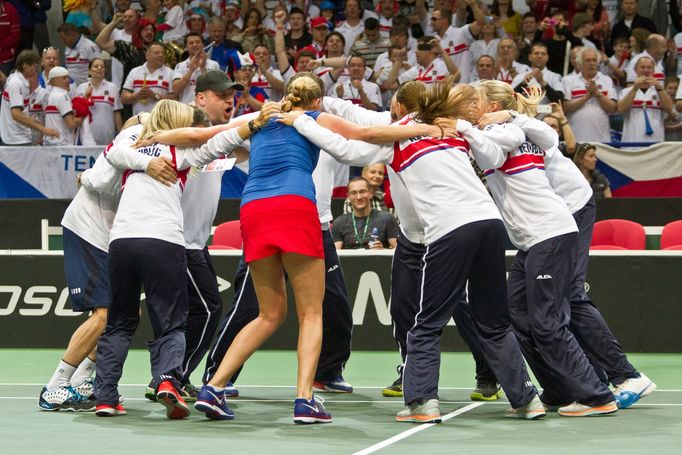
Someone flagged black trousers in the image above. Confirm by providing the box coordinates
[182,247,223,385]
[403,220,536,408]
[390,234,496,383]
[202,229,352,384]
[95,238,187,406]
[508,233,614,407]
[568,197,639,386]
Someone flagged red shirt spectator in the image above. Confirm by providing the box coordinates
[0,0,20,68]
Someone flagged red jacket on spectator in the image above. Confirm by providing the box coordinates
[0,0,20,65]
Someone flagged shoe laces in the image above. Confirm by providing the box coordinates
[66,386,88,402]
[312,394,326,406]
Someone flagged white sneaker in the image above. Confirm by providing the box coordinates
[614,373,657,409]
[396,399,442,423]
[505,395,546,420]
[558,401,618,417]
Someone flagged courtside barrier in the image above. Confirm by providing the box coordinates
[0,250,680,352]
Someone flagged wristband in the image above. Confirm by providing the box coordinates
[248,120,261,134]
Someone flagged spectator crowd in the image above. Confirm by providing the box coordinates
[3,0,682,213]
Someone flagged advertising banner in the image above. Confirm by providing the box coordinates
[0,252,680,352]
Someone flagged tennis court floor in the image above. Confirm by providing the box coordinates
[2,350,681,454]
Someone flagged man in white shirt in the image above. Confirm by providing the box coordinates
[617,56,672,145]
[373,26,417,76]
[333,55,382,111]
[335,0,377,55]
[43,67,83,146]
[382,36,460,88]
[625,34,666,85]
[471,54,496,83]
[173,33,220,104]
[511,42,564,103]
[429,5,483,84]
[563,47,617,143]
[495,38,530,84]
[121,42,175,114]
[251,44,285,101]
[1,50,59,145]
[58,23,102,87]
[111,8,137,42]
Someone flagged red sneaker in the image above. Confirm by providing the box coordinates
[156,380,190,419]
[95,403,126,417]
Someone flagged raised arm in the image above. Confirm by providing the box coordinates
[95,13,122,54]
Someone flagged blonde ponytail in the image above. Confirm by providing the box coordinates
[478,80,544,117]
[282,72,324,112]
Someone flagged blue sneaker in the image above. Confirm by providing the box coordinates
[194,385,235,420]
[614,373,657,409]
[38,386,95,412]
[313,376,353,393]
[293,394,332,424]
[225,382,239,398]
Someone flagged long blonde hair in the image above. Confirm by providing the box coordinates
[138,100,194,142]
[477,80,544,117]
[281,72,324,112]
[395,80,427,114]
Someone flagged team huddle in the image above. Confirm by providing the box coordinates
[37,69,656,425]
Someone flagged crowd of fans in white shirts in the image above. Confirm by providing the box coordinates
[2,0,682,172]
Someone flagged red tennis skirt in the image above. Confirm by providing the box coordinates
[240,195,323,263]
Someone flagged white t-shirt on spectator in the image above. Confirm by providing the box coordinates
[173,58,221,104]
[470,38,500,65]
[331,79,382,109]
[123,63,175,115]
[398,58,449,85]
[29,85,50,144]
[0,72,32,144]
[495,61,530,84]
[335,20,365,55]
[76,80,123,145]
[618,85,665,144]
[436,24,475,83]
[44,86,76,146]
[65,35,102,87]
[162,5,189,43]
[625,51,665,84]
[563,71,616,143]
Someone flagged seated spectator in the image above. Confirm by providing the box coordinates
[617,56,671,146]
[511,42,564,103]
[251,44,284,101]
[470,22,501,67]
[610,0,657,49]
[332,55,381,111]
[542,102,577,156]
[600,36,630,92]
[233,7,275,53]
[516,12,543,65]
[205,16,244,79]
[495,38,530,83]
[43,67,83,146]
[58,23,102,87]
[383,35,459,88]
[284,7,313,59]
[625,34,666,85]
[350,17,391,68]
[336,0,376,55]
[75,58,123,145]
[121,42,174,115]
[472,54,496,83]
[563,47,617,143]
[573,143,612,198]
[0,0,20,76]
[157,0,187,44]
[664,75,682,141]
[333,177,399,250]
[491,0,523,38]
[343,163,393,214]
[172,33,220,104]
[430,5,483,83]
[0,50,58,145]
[232,54,268,117]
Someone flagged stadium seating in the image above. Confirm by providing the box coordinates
[660,220,682,250]
[209,220,242,250]
[590,219,646,250]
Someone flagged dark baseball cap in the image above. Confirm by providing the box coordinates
[196,70,244,93]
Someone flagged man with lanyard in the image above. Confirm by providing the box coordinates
[332,177,399,250]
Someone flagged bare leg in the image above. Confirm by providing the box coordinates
[282,253,325,400]
[208,254,288,388]
[63,308,107,366]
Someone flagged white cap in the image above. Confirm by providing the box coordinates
[48,66,70,80]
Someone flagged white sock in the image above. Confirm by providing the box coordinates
[46,360,77,392]
[70,357,96,386]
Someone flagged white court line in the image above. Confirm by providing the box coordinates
[352,403,484,455]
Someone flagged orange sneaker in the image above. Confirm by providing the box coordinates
[156,380,190,419]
